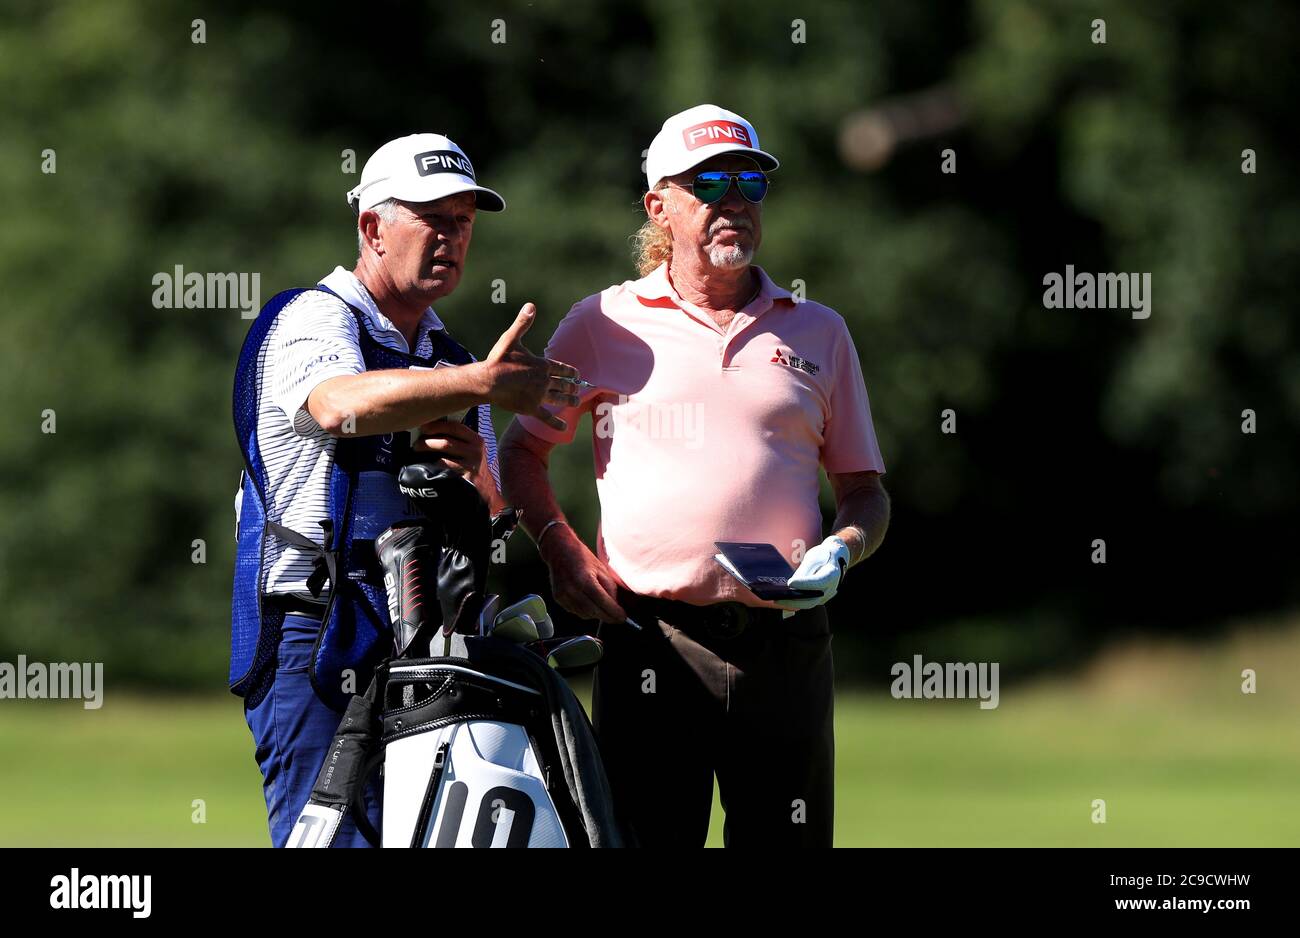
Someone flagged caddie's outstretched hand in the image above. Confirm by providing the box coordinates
[483,303,582,431]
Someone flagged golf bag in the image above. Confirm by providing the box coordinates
[287,463,625,848]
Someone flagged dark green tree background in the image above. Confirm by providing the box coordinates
[1,0,1295,688]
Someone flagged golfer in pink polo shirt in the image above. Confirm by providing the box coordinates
[500,104,891,847]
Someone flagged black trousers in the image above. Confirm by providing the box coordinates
[592,590,835,847]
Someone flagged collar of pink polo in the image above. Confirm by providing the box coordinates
[630,262,796,311]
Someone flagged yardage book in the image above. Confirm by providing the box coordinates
[713,541,823,601]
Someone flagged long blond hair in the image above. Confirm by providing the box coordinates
[631,183,672,276]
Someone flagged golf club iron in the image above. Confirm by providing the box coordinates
[530,634,604,671]
[491,612,540,644]
[476,594,502,637]
[494,594,553,640]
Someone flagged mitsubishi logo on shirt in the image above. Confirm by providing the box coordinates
[771,346,820,376]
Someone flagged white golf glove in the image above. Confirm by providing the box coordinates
[776,536,851,611]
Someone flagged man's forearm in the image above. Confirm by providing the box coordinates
[832,484,890,567]
[309,362,491,437]
[498,422,567,544]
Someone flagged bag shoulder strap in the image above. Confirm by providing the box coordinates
[285,664,388,848]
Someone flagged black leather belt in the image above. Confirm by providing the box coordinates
[624,593,783,640]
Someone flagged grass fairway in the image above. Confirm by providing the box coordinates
[2,621,1297,847]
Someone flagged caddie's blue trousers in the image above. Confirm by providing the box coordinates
[243,615,383,847]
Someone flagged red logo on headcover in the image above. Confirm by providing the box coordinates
[682,120,753,151]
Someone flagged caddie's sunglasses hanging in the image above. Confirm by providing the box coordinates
[674,171,770,204]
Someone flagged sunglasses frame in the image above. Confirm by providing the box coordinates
[670,170,770,204]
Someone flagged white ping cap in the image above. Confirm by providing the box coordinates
[346,133,505,214]
[644,104,779,190]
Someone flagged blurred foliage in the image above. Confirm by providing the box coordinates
[0,0,1296,688]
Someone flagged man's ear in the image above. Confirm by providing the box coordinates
[358,210,383,255]
[644,188,673,231]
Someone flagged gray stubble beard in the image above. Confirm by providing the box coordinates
[707,242,753,270]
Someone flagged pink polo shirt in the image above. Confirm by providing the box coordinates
[518,263,886,607]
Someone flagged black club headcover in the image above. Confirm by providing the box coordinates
[374,520,438,659]
[397,463,492,639]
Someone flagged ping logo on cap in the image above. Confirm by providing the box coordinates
[682,120,752,151]
[414,150,476,179]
